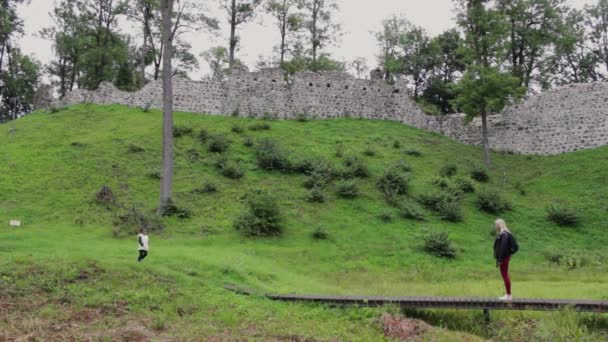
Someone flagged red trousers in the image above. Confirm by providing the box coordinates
[500,256,511,295]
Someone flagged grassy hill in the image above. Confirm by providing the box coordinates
[1,104,607,340]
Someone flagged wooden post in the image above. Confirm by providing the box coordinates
[483,308,490,325]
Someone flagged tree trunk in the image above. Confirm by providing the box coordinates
[158,0,174,215]
[140,22,148,85]
[229,0,237,67]
[481,110,491,168]
[279,8,287,66]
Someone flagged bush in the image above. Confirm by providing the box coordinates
[437,200,463,222]
[173,126,193,138]
[392,140,401,149]
[341,155,370,178]
[363,147,376,157]
[249,122,271,131]
[304,171,331,190]
[254,139,291,171]
[216,159,245,180]
[311,226,329,240]
[404,149,422,157]
[306,187,326,203]
[147,168,161,180]
[475,189,512,214]
[161,202,192,219]
[546,203,579,227]
[471,166,489,182]
[231,125,245,134]
[439,164,458,178]
[243,136,254,147]
[208,134,230,153]
[234,192,283,237]
[419,191,463,222]
[112,206,164,238]
[377,168,409,198]
[398,199,426,221]
[336,179,359,199]
[198,129,209,144]
[296,113,309,122]
[192,182,218,194]
[378,211,393,223]
[128,144,145,153]
[431,177,451,190]
[422,230,456,258]
[455,177,475,193]
[391,160,411,173]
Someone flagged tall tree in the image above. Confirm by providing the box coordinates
[266,0,304,66]
[158,0,174,214]
[0,48,40,122]
[350,57,368,79]
[126,0,157,85]
[302,0,340,70]
[202,46,229,80]
[586,0,608,78]
[374,15,411,81]
[497,0,566,89]
[221,0,263,67]
[148,0,218,80]
[454,0,524,167]
[544,8,600,85]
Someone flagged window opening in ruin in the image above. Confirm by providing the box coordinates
[309,83,313,87]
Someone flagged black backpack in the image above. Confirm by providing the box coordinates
[509,233,519,255]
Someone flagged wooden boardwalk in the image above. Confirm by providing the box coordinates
[224,285,608,313]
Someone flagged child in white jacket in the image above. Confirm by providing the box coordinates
[137,228,149,262]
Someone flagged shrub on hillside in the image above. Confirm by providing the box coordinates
[234,192,283,237]
[439,164,458,178]
[546,203,579,227]
[336,179,359,199]
[475,189,513,214]
[147,167,161,180]
[112,206,164,238]
[391,160,411,173]
[363,147,376,157]
[128,144,145,153]
[249,122,271,131]
[422,230,456,258]
[304,171,331,190]
[192,182,218,194]
[173,126,193,138]
[208,134,230,153]
[231,125,245,134]
[455,177,475,193]
[378,211,393,223]
[311,226,329,240]
[254,139,291,171]
[296,113,309,122]
[341,155,370,178]
[160,202,192,219]
[431,177,451,190]
[243,136,254,147]
[404,149,422,157]
[392,140,401,149]
[198,129,209,144]
[398,199,426,221]
[377,167,409,199]
[307,187,326,203]
[216,158,245,180]
[471,166,489,182]
[437,200,463,222]
[419,191,463,222]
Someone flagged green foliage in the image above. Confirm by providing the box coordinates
[234,192,283,237]
[437,200,463,222]
[470,166,489,182]
[362,147,376,157]
[198,129,209,144]
[336,179,359,199]
[243,136,255,147]
[475,189,512,214]
[296,113,309,122]
[392,140,401,149]
[249,122,271,131]
[398,199,426,221]
[216,158,245,180]
[419,191,463,222]
[404,149,422,157]
[161,202,192,219]
[454,177,475,193]
[254,139,291,171]
[112,206,164,238]
[306,187,326,203]
[378,211,393,223]
[377,167,410,198]
[173,126,193,138]
[192,182,218,194]
[341,155,370,178]
[439,164,458,178]
[231,124,245,134]
[546,203,580,227]
[208,134,230,153]
[422,230,456,258]
[147,167,161,180]
[0,48,40,122]
[127,144,145,153]
[312,226,329,240]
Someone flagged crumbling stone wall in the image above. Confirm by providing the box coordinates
[54,68,608,155]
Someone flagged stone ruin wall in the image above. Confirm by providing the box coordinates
[55,68,608,155]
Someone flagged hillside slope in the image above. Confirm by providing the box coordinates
[1,104,607,340]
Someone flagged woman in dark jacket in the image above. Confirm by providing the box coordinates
[494,218,517,300]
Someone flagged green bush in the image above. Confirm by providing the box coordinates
[423,230,456,258]
[378,211,393,223]
[455,177,475,193]
[311,226,329,240]
[231,125,245,134]
[336,179,359,199]
[234,192,283,237]
[112,206,164,238]
[391,160,411,172]
[127,144,145,153]
[198,129,209,144]
[218,161,245,180]
[377,168,409,198]
[546,203,579,227]
[471,166,489,182]
[304,171,331,190]
[392,140,401,149]
[363,147,376,157]
[398,199,426,221]
[173,126,193,138]
[192,182,218,194]
[439,164,458,178]
[296,113,309,122]
[147,168,161,180]
[254,139,291,171]
[306,187,326,203]
[404,149,422,157]
[437,200,463,222]
[431,177,451,190]
[419,191,463,222]
[208,134,230,153]
[475,189,512,214]
[249,122,271,131]
[160,202,192,219]
[341,155,370,178]
[243,136,255,147]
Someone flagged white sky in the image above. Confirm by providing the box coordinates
[17,0,597,80]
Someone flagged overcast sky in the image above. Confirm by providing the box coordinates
[17,0,596,79]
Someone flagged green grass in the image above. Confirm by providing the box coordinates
[1,104,607,340]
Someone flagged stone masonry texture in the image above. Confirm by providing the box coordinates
[54,68,608,156]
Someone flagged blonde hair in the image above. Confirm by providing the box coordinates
[495,218,511,234]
